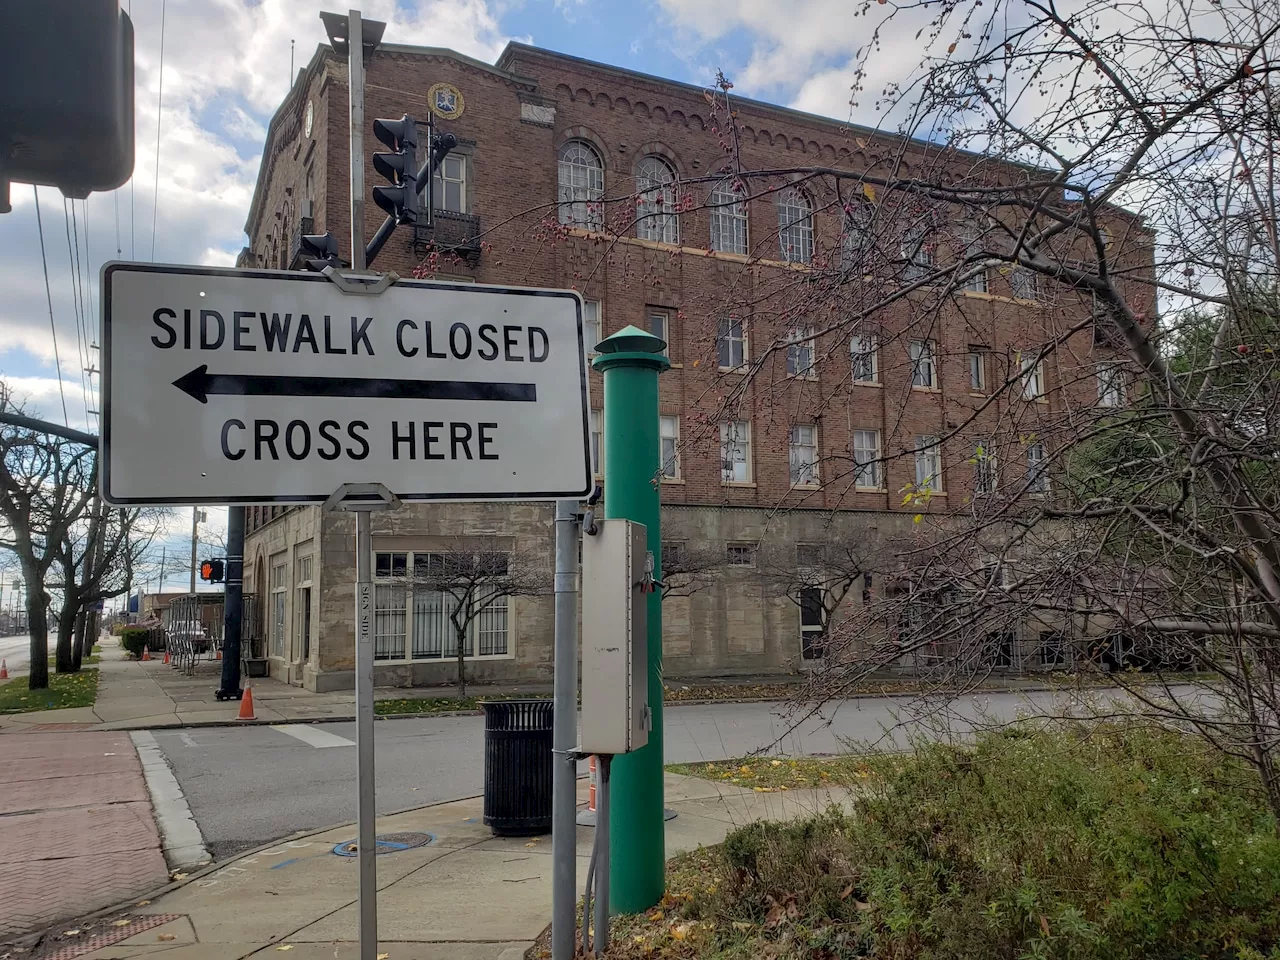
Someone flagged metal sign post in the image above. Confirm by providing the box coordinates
[325,483,398,960]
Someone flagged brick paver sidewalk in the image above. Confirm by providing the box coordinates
[0,731,169,940]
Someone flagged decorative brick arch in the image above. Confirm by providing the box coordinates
[558,125,609,169]
[630,141,684,180]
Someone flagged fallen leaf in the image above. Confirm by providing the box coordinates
[1040,915,1051,937]
[112,920,131,927]
[276,946,294,952]
[732,921,753,931]
[672,923,692,941]
[170,872,188,881]
[378,954,390,959]
[739,765,752,775]
[839,884,854,900]
[855,900,872,912]
[136,900,151,906]
[62,929,81,936]
[158,934,176,942]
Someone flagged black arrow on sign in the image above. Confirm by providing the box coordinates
[172,365,538,404]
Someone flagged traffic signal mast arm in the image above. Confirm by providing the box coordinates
[365,115,458,268]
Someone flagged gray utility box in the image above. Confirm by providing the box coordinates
[580,519,649,755]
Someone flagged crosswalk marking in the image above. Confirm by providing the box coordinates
[269,724,355,749]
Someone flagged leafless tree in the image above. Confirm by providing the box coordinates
[659,539,729,600]
[393,549,547,697]
[413,0,1280,812]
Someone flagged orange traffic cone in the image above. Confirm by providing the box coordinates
[162,649,170,665]
[0,660,8,680]
[237,686,256,721]
[141,645,151,661]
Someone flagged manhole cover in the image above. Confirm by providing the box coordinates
[332,832,434,856]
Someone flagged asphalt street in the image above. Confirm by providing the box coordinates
[0,634,30,676]
[149,686,1196,861]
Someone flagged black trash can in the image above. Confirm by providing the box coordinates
[482,699,554,836]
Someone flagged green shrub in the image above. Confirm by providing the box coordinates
[118,627,155,658]
[669,724,1280,960]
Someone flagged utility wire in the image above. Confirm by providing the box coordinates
[34,187,70,427]
[64,199,91,420]
[150,0,167,262]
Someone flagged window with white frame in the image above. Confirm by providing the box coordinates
[270,555,287,658]
[720,421,752,483]
[583,300,602,354]
[959,223,988,293]
[786,326,816,377]
[777,187,813,264]
[914,436,943,493]
[660,415,680,479]
[1026,441,1049,494]
[647,308,671,357]
[799,586,826,660]
[709,178,748,255]
[850,334,879,383]
[590,408,603,476]
[431,153,467,214]
[910,339,937,388]
[901,218,935,280]
[294,554,313,662]
[1097,362,1125,407]
[557,140,604,230]
[635,155,678,244]
[373,550,512,662]
[968,348,987,392]
[717,316,747,369]
[973,439,997,494]
[789,424,819,486]
[1010,266,1038,300]
[852,429,881,489]
[1020,352,1045,399]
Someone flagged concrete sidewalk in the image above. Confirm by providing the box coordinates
[34,774,854,960]
[0,640,558,733]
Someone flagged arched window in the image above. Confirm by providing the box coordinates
[557,140,604,230]
[777,187,813,264]
[279,203,293,269]
[635,155,678,244]
[841,198,873,269]
[709,178,747,255]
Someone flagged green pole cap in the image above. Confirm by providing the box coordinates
[591,324,672,373]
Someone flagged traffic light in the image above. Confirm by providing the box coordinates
[371,114,418,224]
[298,232,343,272]
[200,559,225,583]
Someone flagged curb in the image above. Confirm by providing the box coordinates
[1,679,1182,733]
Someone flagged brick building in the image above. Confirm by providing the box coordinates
[236,35,1145,691]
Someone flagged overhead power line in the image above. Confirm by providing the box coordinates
[150,0,167,263]
[32,187,70,427]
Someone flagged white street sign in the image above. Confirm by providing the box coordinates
[101,263,593,505]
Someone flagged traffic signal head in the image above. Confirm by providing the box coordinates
[199,559,225,583]
[371,115,418,224]
[299,232,342,272]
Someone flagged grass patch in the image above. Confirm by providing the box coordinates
[374,693,537,715]
[606,724,1280,960]
[0,668,99,714]
[667,756,881,792]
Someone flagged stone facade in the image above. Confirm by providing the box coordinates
[237,40,1146,691]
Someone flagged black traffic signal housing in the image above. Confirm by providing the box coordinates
[0,0,135,212]
[200,559,225,584]
[371,115,418,224]
[298,232,343,272]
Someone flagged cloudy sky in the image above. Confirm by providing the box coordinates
[0,0,907,589]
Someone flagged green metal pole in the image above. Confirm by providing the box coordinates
[592,324,670,914]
